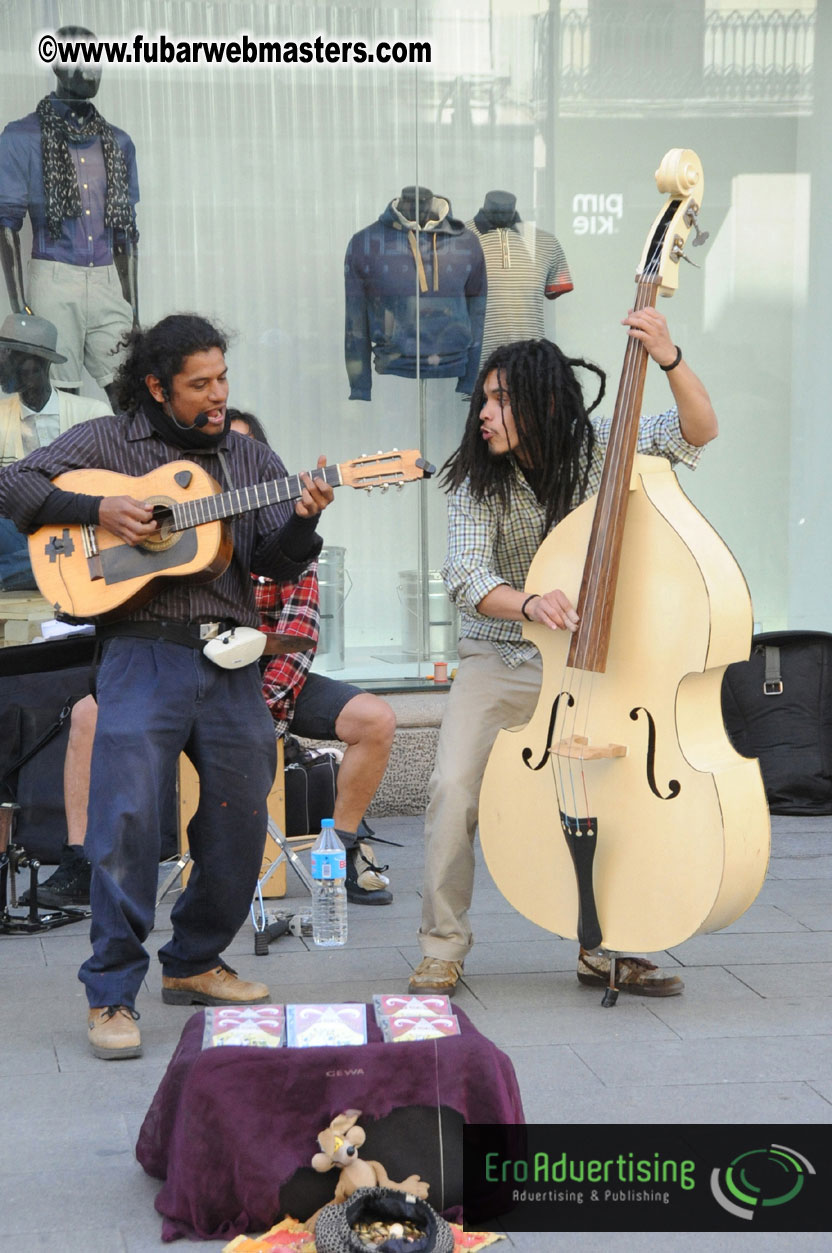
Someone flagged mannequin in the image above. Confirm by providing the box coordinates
[396,185,435,227]
[467,189,573,367]
[0,310,110,588]
[0,25,139,406]
[344,189,487,400]
[479,190,519,229]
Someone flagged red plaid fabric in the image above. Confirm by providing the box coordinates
[255,561,320,736]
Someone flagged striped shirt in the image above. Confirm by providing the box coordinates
[441,408,702,668]
[466,217,573,368]
[256,565,320,736]
[0,409,321,627]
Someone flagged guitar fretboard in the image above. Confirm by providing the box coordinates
[170,463,343,531]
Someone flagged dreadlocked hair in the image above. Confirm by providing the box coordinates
[112,314,229,414]
[440,338,606,539]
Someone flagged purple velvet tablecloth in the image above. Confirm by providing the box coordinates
[136,1006,524,1242]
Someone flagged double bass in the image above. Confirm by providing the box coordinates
[479,150,770,973]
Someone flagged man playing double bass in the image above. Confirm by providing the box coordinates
[408,308,718,998]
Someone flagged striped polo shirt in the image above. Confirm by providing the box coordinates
[467,214,573,369]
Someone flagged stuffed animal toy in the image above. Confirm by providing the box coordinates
[306,1109,429,1232]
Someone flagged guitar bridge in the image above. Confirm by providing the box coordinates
[81,523,103,581]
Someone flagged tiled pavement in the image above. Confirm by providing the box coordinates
[2,813,829,1252]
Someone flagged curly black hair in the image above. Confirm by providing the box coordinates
[441,338,606,538]
[112,314,229,414]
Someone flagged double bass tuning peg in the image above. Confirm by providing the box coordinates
[683,205,709,248]
[670,233,701,270]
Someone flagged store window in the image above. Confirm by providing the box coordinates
[0,1,826,678]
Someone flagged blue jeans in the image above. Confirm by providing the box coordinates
[0,516,36,590]
[78,637,277,1009]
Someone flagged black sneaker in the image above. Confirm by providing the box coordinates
[20,845,92,908]
[345,843,393,906]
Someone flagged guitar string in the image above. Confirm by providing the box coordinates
[172,463,346,531]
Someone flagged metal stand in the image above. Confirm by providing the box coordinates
[251,818,315,955]
[156,849,192,906]
[155,815,316,955]
[0,802,89,934]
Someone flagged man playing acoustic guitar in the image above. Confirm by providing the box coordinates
[0,313,334,1059]
[409,311,718,999]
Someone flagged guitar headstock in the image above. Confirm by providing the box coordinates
[636,148,706,297]
[341,449,436,492]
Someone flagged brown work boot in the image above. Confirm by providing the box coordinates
[408,956,464,997]
[161,964,270,1006]
[577,949,684,997]
[88,1005,142,1060]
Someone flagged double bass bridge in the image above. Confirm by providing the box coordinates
[549,734,627,761]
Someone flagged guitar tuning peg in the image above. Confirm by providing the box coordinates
[691,222,709,247]
[381,483,389,494]
[377,449,383,455]
[396,482,404,491]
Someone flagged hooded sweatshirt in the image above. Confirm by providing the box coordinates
[344,196,487,400]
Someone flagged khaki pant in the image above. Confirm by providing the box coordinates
[418,637,543,961]
[28,259,132,389]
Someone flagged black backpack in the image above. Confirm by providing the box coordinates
[721,631,832,815]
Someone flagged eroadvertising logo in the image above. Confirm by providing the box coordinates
[710,1143,816,1220]
[462,1125,826,1233]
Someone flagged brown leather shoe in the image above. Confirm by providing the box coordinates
[577,950,684,997]
[88,1006,142,1060]
[161,965,270,1006]
[407,956,464,997]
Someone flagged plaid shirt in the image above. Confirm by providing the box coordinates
[255,563,320,736]
[441,407,703,668]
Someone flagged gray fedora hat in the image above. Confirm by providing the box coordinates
[0,312,67,364]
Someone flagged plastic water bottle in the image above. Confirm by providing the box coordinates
[310,819,348,947]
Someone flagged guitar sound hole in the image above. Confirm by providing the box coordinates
[144,498,178,551]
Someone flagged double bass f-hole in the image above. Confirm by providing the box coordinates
[629,707,681,801]
[521,691,575,771]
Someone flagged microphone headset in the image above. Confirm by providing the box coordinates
[161,387,210,429]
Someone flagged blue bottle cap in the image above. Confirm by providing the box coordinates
[321,818,335,827]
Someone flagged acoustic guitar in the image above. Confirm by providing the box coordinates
[28,449,433,621]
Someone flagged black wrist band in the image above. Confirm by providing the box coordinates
[521,594,540,621]
[659,345,682,372]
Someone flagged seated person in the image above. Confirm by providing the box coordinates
[0,310,110,590]
[231,409,397,906]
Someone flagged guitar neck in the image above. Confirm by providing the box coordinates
[170,463,343,531]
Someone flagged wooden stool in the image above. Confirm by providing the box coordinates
[176,738,287,898]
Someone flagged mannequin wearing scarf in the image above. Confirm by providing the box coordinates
[0,26,139,403]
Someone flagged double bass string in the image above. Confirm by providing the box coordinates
[550,254,663,835]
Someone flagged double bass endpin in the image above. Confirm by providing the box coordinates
[601,954,619,1008]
